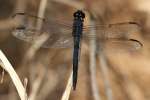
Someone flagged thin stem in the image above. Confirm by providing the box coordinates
[36,0,48,30]
[27,0,48,100]
[89,19,101,100]
[0,50,27,100]
[61,71,73,100]
[98,48,113,100]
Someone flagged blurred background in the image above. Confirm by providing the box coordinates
[0,0,150,100]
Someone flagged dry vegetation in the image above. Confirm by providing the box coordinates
[0,0,150,100]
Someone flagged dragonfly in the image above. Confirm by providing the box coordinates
[12,10,143,90]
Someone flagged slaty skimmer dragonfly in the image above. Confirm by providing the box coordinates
[12,10,142,90]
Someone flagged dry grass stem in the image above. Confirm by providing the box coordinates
[0,50,27,100]
[89,19,101,100]
[61,71,73,100]
[28,0,48,100]
[23,78,28,100]
[0,69,5,84]
[24,0,49,60]
[28,64,46,100]
[98,50,113,100]
[36,0,48,30]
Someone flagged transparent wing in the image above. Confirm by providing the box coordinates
[12,13,74,48]
[83,22,142,51]
[82,22,141,39]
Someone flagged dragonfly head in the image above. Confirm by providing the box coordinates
[73,10,85,20]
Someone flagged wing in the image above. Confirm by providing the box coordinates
[82,21,142,50]
[82,21,141,39]
[12,13,74,48]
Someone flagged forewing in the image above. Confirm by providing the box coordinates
[12,13,74,48]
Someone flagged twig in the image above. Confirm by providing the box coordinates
[98,48,113,100]
[36,0,48,30]
[27,0,49,100]
[61,71,73,100]
[23,78,28,100]
[89,19,101,100]
[24,0,49,60]
[0,69,5,84]
[0,50,27,100]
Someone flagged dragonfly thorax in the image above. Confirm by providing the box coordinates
[72,10,85,37]
[72,19,84,37]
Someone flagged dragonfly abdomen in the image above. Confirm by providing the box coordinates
[73,37,81,90]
